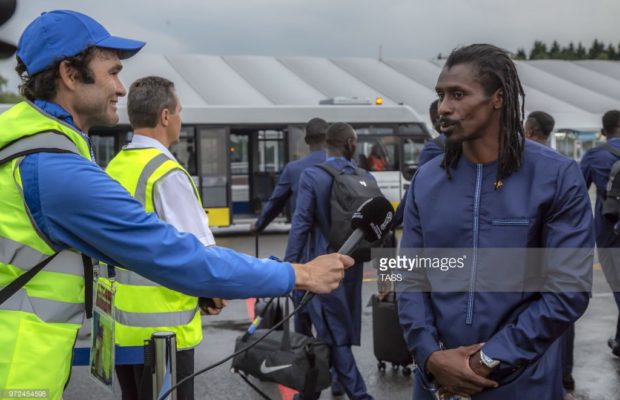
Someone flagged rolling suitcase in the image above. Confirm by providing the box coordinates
[371,292,413,376]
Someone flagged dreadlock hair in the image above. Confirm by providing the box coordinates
[441,44,525,185]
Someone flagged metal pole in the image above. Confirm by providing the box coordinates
[151,331,177,400]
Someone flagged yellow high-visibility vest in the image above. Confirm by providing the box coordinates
[0,101,92,400]
[104,147,202,350]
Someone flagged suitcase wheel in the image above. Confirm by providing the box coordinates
[377,361,386,372]
[402,366,412,377]
[391,363,399,372]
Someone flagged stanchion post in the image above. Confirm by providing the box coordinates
[151,331,177,400]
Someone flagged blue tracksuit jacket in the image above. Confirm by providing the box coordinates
[398,140,593,399]
[255,149,326,233]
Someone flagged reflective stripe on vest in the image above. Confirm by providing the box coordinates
[0,131,80,163]
[0,236,48,270]
[0,287,84,325]
[114,268,157,286]
[135,153,170,205]
[115,308,197,328]
[0,238,84,276]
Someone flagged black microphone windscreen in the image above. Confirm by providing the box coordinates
[351,196,394,242]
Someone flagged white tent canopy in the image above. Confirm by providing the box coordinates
[112,54,620,131]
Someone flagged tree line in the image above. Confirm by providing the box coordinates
[0,74,21,103]
[515,40,620,61]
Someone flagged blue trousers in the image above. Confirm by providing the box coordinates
[561,324,574,377]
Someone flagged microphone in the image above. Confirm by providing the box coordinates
[338,196,395,255]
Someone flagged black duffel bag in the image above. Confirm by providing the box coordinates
[232,298,331,396]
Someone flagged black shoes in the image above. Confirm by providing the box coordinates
[562,373,575,391]
[331,381,345,396]
[608,337,620,358]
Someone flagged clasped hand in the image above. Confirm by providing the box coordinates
[426,343,498,399]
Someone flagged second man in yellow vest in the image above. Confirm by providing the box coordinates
[104,76,223,400]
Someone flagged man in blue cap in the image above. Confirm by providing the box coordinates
[0,10,352,399]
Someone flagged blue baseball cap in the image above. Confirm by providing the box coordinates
[17,10,145,75]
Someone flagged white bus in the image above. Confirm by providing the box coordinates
[62,103,430,226]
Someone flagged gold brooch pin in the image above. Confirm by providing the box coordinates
[494,180,503,190]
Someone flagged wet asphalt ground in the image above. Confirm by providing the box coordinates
[64,232,620,400]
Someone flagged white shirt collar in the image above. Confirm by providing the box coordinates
[127,134,177,161]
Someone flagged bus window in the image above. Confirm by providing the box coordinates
[257,130,285,173]
[91,135,116,168]
[356,136,399,172]
[170,127,197,175]
[356,126,395,136]
[254,130,286,213]
[90,129,132,168]
[402,138,425,180]
[288,125,307,161]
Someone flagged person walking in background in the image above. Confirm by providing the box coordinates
[524,111,555,146]
[287,123,375,400]
[251,117,328,337]
[580,110,620,359]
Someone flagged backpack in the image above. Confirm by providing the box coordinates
[317,163,386,262]
[602,143,620,221]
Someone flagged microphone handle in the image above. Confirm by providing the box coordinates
[300,229,365,307]
[337,228,365,255]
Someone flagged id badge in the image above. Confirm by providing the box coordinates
[89,278,116,390]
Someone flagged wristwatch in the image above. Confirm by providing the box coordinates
[479,350,500,369]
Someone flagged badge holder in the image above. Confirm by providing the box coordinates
[89,274,116,392]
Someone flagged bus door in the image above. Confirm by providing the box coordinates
[229,128,287,220]
[253,129,286,216]
[195,127,231,226]
[229,131,252,218]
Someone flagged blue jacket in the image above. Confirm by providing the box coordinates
[18,100,295,299]
[394,135,446,226]
[255,150,326,231]
[398,141,593,398]
[417,134,445,166]
[286,157,374,346]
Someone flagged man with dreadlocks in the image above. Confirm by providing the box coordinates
[397,44,593,399]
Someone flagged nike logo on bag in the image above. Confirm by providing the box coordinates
[260,360,292,374]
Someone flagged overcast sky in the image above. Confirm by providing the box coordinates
[0,0,617,91]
